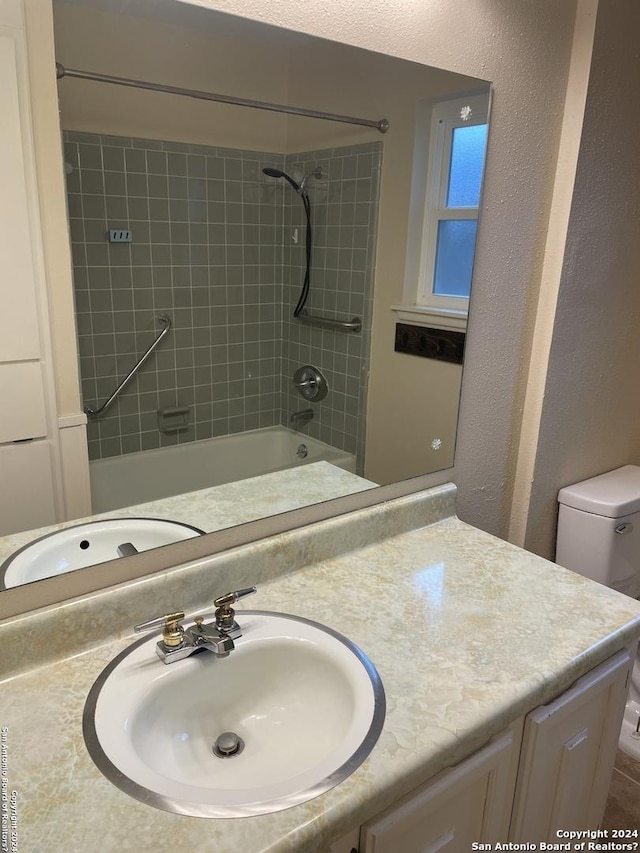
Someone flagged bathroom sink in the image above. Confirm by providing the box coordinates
[0,518,204,588]
[83,611,385,817]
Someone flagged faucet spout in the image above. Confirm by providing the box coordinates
[133,588,257,664]
[186,617,235,656]
[290,408,314,424]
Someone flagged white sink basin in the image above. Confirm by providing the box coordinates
[83,611,385,817]
[0,518,204,588]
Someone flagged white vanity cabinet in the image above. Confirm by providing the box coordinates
[359,727,517,852]
[328,727,517,853]
[329,649,632,853]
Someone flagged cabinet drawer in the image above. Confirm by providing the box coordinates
[0,362,47,442]
[0,441,56,535]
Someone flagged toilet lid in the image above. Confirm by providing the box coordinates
[558,465,640,518]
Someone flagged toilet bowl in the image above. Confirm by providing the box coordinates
[557,465,640,759]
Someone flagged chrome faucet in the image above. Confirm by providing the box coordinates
[134,586,257,664]
[290,408,313,424]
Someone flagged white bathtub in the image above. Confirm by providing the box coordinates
[90,426,356,514]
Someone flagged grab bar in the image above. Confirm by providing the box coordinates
[84,314,172,418]
[296,309,362,333]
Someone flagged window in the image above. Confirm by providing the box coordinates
[396,92,489,330]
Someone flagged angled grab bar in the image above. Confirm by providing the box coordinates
[84,314,172,418]
[296,309,362,333]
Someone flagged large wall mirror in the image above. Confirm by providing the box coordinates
[0,0,491,600]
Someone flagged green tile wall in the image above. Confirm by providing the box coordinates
[279,143,381,467]
[64,131,380,468]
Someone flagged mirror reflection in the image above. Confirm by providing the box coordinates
[0,0,490,590]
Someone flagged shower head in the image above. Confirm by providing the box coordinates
[262,166,323,195]
[262,167,301,194]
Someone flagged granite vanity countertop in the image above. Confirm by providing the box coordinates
[2,494,640,852]
[0,461,377,567]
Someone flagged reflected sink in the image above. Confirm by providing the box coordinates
[83,611,385,817]
[0,518,204,588]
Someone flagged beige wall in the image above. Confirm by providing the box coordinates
[53,2,290,151]
[517,0,640,559]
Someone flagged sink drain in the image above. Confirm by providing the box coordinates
[212,731,245,758]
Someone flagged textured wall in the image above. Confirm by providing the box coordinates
[522,0,640,558]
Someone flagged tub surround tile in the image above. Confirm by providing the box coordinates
[1,483,640,852]
[66,131,381,465]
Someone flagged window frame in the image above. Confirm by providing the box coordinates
[395,91,490,330]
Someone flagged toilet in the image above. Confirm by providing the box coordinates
[557,465,640,760]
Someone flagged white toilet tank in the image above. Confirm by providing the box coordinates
[557,465,640,598]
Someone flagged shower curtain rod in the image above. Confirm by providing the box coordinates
[55,63,390,134]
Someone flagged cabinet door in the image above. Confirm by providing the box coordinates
[510,649,632,841]
[0,31,41,362]
[360,728,516,853]
[327,827,360,853]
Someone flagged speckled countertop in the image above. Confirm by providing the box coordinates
[0,461,377,567]
[2,484,640,853]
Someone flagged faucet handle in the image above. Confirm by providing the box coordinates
[134,611,185,648]
[213,587,257,608]
[214,587,257,633]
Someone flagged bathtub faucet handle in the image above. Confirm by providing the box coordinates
[213,586,257,636]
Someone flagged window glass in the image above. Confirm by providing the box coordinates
[446,124,488,208]
[433,220,478,297]
[398,89,490,322]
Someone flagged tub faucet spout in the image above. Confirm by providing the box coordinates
[290,408,313,424]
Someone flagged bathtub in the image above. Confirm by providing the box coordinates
[89,426,356,514]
